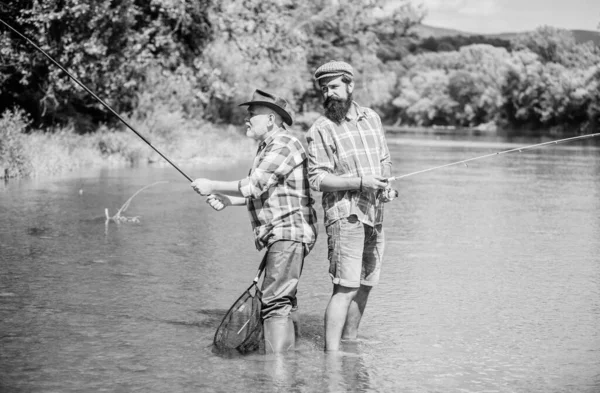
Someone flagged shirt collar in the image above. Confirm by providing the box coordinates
[344,101,367,122]
[258,125,284,150]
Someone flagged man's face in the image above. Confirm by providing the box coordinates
[320,76,352,102]
[244,105,273,141]
[319,76,354,123]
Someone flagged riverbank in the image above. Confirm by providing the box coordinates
[0,109,256,180]
[4,108,596,181]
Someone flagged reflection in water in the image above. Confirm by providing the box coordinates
[323,342,370,393]
[1,137,600,392]
[248,343,372,393]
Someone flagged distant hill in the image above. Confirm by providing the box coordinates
[567,29,599,45]
[414,24,600,46]
[411,24,477,38]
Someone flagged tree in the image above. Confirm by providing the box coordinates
[0,0,212,130]
[512,26,600,68]
[202,0,424,119]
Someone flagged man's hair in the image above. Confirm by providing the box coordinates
[264,107,284,126]
[318,74,353,87]
[248,104,284,126]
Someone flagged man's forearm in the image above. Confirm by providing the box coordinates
[209,180,245,197]
[382,162,392,178]
[319,174,361,192]
[227,195,247,206]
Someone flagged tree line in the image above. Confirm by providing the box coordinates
[1,0,599,134]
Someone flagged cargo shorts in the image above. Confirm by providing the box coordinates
[326,214,385,288]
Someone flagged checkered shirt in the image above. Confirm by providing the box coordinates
[306,102,392,227]
[239,129,318,251]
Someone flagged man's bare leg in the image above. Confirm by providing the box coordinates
[324,285,358,351]
[342,284,372,340]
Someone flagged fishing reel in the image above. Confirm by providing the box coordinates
[379,187,399,203]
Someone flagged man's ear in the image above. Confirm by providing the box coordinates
[348,80,355,94]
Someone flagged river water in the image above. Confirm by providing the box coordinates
[1,132,599,392]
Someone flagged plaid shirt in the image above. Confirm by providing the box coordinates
[306,102,392,227]
[239,128,318,251]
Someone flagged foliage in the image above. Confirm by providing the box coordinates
[0,0,212,130]
[299,0,424,111]
[2,117,255,179]
[1,0,599,162]
[410,35,512,55]
[0,108,32,178]
[201,0,424,118]
[392,45,511,126]
[391,36,600,132]
[583,66,600,128]
[512,26,600,68]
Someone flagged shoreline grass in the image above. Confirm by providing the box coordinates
[0,108,256,180]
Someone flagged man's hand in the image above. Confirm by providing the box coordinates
[361,175,388,193]
[191,178,214,196]
[206,194,231,211]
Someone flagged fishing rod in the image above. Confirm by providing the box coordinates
[388,132,600,182]
[0,18,193,183]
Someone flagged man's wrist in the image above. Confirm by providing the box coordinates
[207,180,217,194]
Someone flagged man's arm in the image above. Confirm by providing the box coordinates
[191,178,251,198]
[306,125,335,192]
[239,141,299,199]
[192,139,300,199]
[306,125,388,193]
[319,173,387,193]
[205,193,246,211]
[377,113,392,178]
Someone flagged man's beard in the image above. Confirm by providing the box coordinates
[323,92,352,124]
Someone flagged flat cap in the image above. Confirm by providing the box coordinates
[314,60,354,81]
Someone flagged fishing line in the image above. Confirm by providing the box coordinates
[0,18,193,182]
[388,132,600,181]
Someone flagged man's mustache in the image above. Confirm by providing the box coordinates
[325,96,344,105]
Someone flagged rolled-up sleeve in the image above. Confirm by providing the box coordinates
[375,114,392,177]
[306,125,334,192]
[240,142,299,199]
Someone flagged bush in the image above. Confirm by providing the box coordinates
[0,108,32,178]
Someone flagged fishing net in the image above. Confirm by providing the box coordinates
[213,256,266,354]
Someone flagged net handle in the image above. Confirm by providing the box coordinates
[252,252,268,283]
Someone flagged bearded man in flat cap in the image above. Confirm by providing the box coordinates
[306,61,395,352]
[192,90,318,354]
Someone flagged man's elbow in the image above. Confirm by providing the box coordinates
[308,178,321,192]
[307,173,323,192]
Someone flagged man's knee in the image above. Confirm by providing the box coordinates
[332,284,359,298]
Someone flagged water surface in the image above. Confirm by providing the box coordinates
[1,132,599,392]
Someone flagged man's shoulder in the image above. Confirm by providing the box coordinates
[313,115,333,127]
[359,106,380,120]
[307,116,334,135]
[270,132,305,151]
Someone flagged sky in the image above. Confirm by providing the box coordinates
[385,0,600,34]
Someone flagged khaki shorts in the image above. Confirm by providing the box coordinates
[326,215,385,288]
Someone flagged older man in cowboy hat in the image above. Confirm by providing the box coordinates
[306,61,395,352]
[191,89,318,354]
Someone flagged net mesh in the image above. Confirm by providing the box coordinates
[213,280,263,354]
